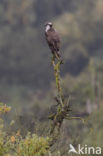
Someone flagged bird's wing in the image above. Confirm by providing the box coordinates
[47,30,61,51]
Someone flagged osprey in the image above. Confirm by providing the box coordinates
[45,22,61,58]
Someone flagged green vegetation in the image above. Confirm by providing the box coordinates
[0,0,103,88]
[0,0,103,155]
[0,103,49,156]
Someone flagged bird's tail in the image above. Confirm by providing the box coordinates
[55,51,64,64]
[56,51,61,58]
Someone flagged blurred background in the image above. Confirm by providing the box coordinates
[0,0,103,155]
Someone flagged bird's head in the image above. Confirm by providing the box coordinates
[45,22,53,27]
[44,22,53,32]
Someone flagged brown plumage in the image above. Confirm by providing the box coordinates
[45,22,61,57]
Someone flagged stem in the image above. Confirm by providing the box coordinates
[51,56,64,107]
[49,54,84,146]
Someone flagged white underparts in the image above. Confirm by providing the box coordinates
[45,25,50,32]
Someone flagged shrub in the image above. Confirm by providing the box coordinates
[0,103,50,156]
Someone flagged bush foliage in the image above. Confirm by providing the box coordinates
[0,103,49,156]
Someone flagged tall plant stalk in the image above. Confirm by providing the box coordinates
[49,54,84,145]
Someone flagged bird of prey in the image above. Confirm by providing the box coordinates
[45,22,61,58]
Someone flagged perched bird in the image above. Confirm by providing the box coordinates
[45,22,61,58]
